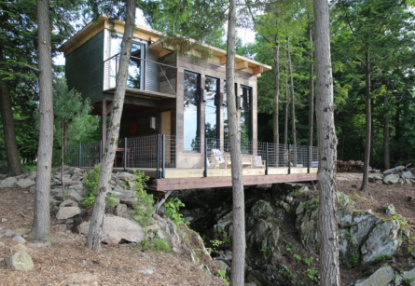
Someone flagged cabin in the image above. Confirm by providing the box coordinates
[59,15,318,197]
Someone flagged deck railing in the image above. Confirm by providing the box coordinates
[67,135,319,178]
[103,54,177,96]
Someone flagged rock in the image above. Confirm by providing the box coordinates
[402,171,415,180]
[383,166,404,175]
[56,207,81,220]
[13,228,27,236]
[16,178,35,188]
[6,251,34,271]
[67,273,98,284]
[361,220,402,264]
[5,229,14,237]
[12,236,26,244]
[6,244,28,254]
[114,204,130,219]
[79,215,145,244]
[383,174,400,185]
[2,218,8,223]
[55,189,83,203]
[28,241,52,248]
[406,179,413,185]
[0,177,16,188]
[403,267,415,286]
[215,260,229,272]
[298,186,309,193]
[374,175,384,180]
[138,268,154,275]
[29,185,36,194]
[0,241,5,247]
[59,200,79,208]
[27,172,36,180]
[382,204,396,215]
[355,265,394,286]
[117,172,135,181]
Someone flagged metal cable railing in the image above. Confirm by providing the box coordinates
[67,135,319,178]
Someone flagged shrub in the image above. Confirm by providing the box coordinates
[81,164,116,208]
[164,198,187,225]
[131,170,153,227]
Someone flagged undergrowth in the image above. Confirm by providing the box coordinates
[82,164,117,208]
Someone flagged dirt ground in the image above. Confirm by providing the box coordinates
[0,187,225,286]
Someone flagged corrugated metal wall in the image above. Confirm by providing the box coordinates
[145,47,160,92]
[65,31,104,105]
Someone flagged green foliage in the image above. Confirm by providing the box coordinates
[261,244,268,258]
[346,229,354,244]
[376,255,390,263]
[137,238,170,253]
[293,254,301,260]
[164,198,187,226]
[81,164,116,208]
[216,270,229,285]
[354,193,360,198]
[307,268,318,281]
[350,254,360,268]
[131,170,153,227]
[302,258,314,266]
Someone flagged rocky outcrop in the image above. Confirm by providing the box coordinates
[0,177,16,188]
[355,265,394,286]
[296,192,403,266]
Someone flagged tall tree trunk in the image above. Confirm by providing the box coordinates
[313,0,341,284]
[86,0,136,251]
[0,46,23,176]
[287,36,297,166]
[360,50,371,193]
[308,19,315,147]
[284,65,289,150]
[383,93,390,169]
[227,0,245,284]
[32,0,53,240]
[272,32,280,167]
[370,98,374,166]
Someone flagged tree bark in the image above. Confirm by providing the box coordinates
[272,31,280,166]
[0,46,23,176]
[360,50,371,193]
[227,0,245,284]
[32,0,53,240]
[383,93,390,169]
[370,98,374,166]
[313,0,341,284]
[284,64,289,150]
[287,36,297,166]
[86,0,136,251]
[308,19,315,147]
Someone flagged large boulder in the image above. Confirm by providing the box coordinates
[383,204,396,215]
[383,166,403,175]
[6,251,34,271]
[361,220,402,264]
[15,178,35,188]
[79,215,145,244]
[403,267,415,286]
[56,207,81,220]
[383,174,400,185]
[117,172,135,182]
[355,265,395,286]
[0,177,16,188]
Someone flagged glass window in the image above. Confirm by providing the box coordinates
[223,81,237,152]
[184,71,200,151]
[109,36,143,89]
[240,85,252,153]
[205,76,219,150]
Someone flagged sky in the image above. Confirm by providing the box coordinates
[54,8,256,66]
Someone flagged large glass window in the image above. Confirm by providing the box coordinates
[240,85,252,153]
[109,37,143,89]
[205,76,219,149]
[184,71,200,151]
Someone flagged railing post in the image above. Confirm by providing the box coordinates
[124,137,127,171]
[99,140,102,163]
[79,142,82,168]
[288,144,291,175]
[162,134,166,179]
[265,142,269,175]
[204,138,208,177]
[308,146,311,174]
[156,135,160,179]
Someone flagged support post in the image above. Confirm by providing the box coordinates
[266,142,269,175]
[156,134,160,179]
[308,146,311,174]
[288,144,291,174]
[204,137,208,177]
[124,137,127,171]
[99,140,102,163]
[162,134,165,179]
[79,142,82,168]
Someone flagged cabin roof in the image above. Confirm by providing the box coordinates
[59,15,271,75]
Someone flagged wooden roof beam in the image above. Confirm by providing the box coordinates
[252,65,264,75]
[235,60,248,70]
[220,56,226,65]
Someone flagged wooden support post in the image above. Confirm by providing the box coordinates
[156,134,160,179]
[101,99,107,154]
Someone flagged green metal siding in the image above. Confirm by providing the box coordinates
[65,31,104,104]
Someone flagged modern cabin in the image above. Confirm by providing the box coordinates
[59,15,318,197]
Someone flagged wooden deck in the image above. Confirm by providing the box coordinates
[109,167,318,198]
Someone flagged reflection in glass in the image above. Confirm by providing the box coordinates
[184,71,200,151]
[109,37,143,89]
[205,76,219,150]
[240,85,252,153]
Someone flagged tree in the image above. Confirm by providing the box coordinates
[32,0,54,240]
[286,35,298,166]
[226,0,245,284]
[86,0,136,251]
[313,0,340,284]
